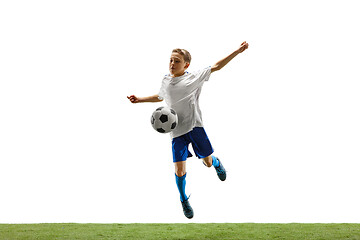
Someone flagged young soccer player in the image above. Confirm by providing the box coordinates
[127,41,249,219]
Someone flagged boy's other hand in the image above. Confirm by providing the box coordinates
[237,41,249,54]
[127,95,139,103]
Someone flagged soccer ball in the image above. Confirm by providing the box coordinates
[151,106,178,133]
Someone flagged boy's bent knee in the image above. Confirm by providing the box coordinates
[202,155,213,168]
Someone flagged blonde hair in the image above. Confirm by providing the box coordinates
[172,48,191,64]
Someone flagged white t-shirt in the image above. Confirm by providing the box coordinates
[158,67,212,138]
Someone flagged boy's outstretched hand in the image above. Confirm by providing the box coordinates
[127,95,139,103]
[211,41,249,73]
[127,94,162,103]
[237,41,249,54]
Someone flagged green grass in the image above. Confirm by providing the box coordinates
[0,223,360,240]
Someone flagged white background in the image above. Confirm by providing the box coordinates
[1,0,359,223]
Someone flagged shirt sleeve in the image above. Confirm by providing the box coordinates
[158,77,166,101]
[202,66,212,82]
[194,66,212,83]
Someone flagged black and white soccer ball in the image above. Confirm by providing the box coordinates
[151,106,178,133]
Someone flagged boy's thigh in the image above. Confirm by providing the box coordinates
[189,127,214,159]
[172,135,193,162]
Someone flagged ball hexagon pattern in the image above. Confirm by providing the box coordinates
[150,106,178,133]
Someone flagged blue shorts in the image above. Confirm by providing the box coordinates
[172,127,214,162]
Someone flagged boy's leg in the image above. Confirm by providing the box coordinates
[187,127,226,181]
[174,161,194,219]
[174,161,187,201]
[172,135,193,219]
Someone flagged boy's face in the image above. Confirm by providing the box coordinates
[169,52,189,77]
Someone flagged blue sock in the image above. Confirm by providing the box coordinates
[212,156,220,168]
[175,173,188,202]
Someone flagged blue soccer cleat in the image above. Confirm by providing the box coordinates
[181,199,194,219]
[214,158,226,181]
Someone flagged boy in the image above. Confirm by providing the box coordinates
[127,41,249,219]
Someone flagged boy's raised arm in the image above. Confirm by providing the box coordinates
[211,41,249,73]
[127,94,163,103]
